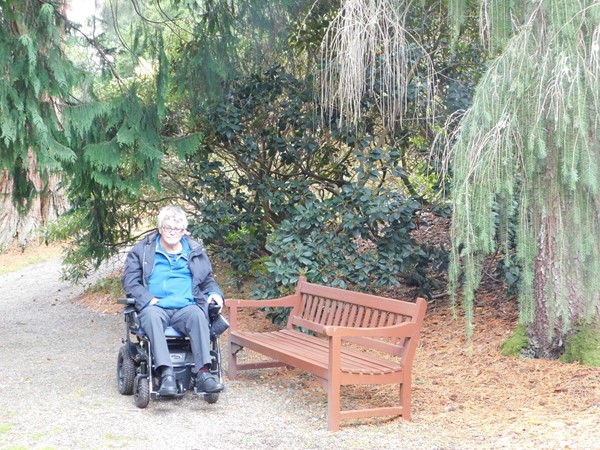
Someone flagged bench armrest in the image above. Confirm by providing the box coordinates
[226,295,300,331]
[323,321,418,338]
[225,295,299,309]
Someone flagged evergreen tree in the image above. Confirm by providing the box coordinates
[0,0,167,277]
[0,0,77,248]
[1,0,337,277]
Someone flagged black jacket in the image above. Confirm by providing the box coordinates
[122,230,223,316]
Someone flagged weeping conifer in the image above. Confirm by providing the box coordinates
[320,0,435,134]
[323,0,600,359]
[449,0,600,357]
[0,0,80,200]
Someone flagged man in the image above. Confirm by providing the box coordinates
[122,205,224,396]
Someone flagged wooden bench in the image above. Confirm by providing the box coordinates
[225,277,427,431]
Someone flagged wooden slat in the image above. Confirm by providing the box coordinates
[306,295,319,322]
[326,299,339,326]
[231,330,402,376]
[346,304,358,327]
[385,313,395,327]
[318,298,329,324]
[340,406,403,421]
[233,360,288,371]
[360,308,372,328]
[278,331,402,378]
[299,281,420,315]
[290,316,326,333]
[312,297,323,323]
[339,302,351,327]
[343,336,404,355]
[370,309,380,327]
[332,301,345,326]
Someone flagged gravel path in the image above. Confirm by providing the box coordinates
[0,258,463,450]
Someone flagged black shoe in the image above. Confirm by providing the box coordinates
[158,368,178,397]
[194,371,224,393]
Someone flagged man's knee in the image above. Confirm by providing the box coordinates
[177,306,209,332]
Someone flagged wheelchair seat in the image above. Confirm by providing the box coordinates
[134,326,186,338]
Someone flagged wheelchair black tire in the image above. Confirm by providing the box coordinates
[134,376,150,408]
[117,345,136,395]
[204,393,219,404]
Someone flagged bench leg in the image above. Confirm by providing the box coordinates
[399,380,411,421]
[228,345,238,380]
[327,380,341,431]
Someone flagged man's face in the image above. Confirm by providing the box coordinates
[160,219,185,247]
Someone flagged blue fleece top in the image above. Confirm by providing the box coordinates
[148,237,195,309]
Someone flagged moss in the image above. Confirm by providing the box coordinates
[560,323,600,367]
[500,324,529,356]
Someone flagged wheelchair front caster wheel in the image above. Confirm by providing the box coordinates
[134,376,150,408]
[204,393,219,404]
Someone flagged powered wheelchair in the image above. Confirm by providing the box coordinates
[116,298,229,408]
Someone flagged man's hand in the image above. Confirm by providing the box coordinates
[207,293,224,310]
[150,298,159,306]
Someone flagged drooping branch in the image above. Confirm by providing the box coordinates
[319,0,435,134]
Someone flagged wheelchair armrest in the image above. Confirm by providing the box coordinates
[208,302,222,321]
[117,297,135,305]
[121,304,140,332]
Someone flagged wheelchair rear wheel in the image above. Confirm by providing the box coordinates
[134,376,150,408]
[117,345,136,395]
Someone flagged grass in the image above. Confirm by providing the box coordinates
[0,243,63,275]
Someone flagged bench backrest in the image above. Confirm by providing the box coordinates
[287,278,427,359]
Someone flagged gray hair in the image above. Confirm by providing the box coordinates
[157,205,188,230]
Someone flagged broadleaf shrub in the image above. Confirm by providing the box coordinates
[252,183,446,319]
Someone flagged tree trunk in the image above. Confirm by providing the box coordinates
[526,117,596,358]
[529,205,595,358]
[0,0,70,252]
[0,151,68,251]
[530,212,562,358]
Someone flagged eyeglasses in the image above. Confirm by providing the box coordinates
[162,225,185,234]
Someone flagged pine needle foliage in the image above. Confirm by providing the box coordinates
[0,1,176,278]
[169,0,309,104]
[0,0,81,206]
[449,0,600,350]
[449,0,526,53]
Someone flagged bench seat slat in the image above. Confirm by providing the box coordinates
[231,330,402,376]
[278,330,401,374]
